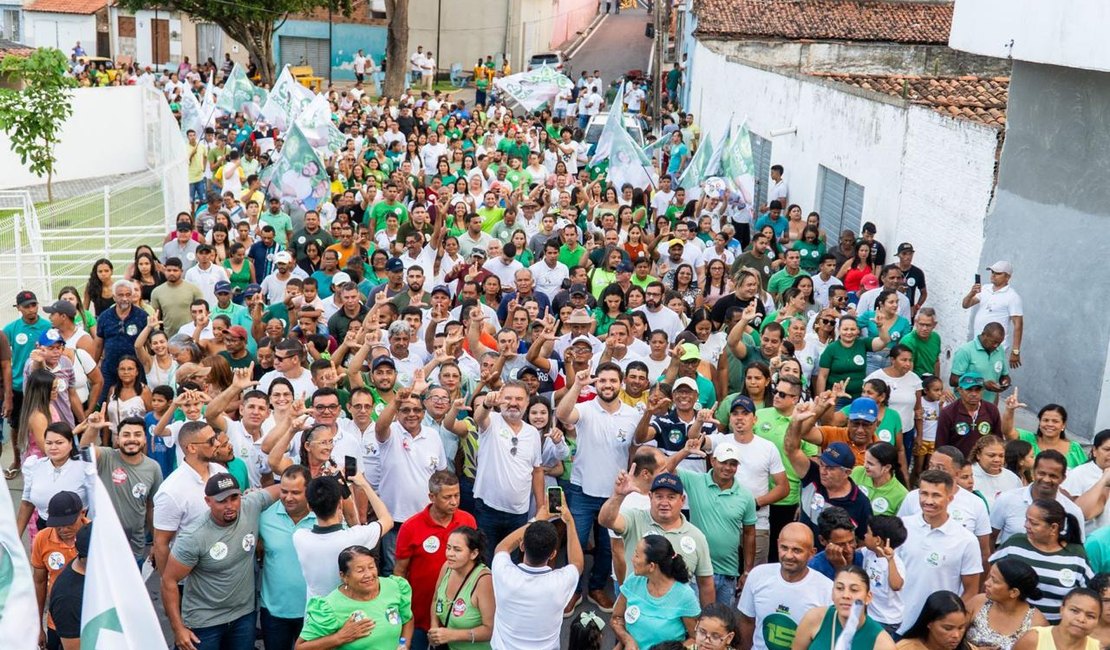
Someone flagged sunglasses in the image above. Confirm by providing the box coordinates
[820,318,836,325]
[774,390,799,399]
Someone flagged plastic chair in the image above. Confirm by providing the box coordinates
[450,63,469,88]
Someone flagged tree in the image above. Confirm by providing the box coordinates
[383,0,410,97]
[0,48,77,202]
[116,0,351,86]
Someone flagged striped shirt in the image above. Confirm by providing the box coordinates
[988,534,1093,622]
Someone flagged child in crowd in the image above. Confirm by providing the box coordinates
[860,515,907,637]
[911,375,946,485]
[145,384,177,478]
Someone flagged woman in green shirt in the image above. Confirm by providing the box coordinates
[792,225,826,274]
[428,527,494,649]
[850,441,908,516]
[1002,398,1088,468]
[816,315,893,405]
[592,285,627,337]
[298,545,413,650]
[509,230,534,267]
[792,566,896,649]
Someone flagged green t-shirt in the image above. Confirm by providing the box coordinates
[3,316,51,391]
[754,407,819,506]
[558,244,586,269]
[261,211,294,243]
[620,508,714,579]
[792,241,826,273]
[1017,429,1088,469]
[819,339,874,397]
[476,205,505,233]
[767,268,810,297]
[901,331,941,377]
[370,201,410,232]
[849,466,908,516]
[677,469,757,576]
[299,576,413,649]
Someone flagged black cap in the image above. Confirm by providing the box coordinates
[74,523,92,558]
[46,491,83,527]
[14,290,37,307]
[569,284,588,297]
[43,299,77,317]
[372,356,396,370]
[204,473,241,501]
[897,242,914,254]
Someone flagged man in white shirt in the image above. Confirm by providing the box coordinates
[625,84,645,113]
[257,339,318,400]
[767,164,789,209]
[991,449,1084,544]
[633,281,684,342]
[650,175,675,219]
[420,132,448,172]
[555,362,641,612]
[409,46,425,86]
[963,260,1024,365]
[490,512,582,649]
[812,254,844,309]
[897,470,982,635]
[352,49,370,83]
[856,264,911,320]
[184,245,229,306]
[421,51,436,90]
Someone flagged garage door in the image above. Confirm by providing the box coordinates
[279,36,329,77]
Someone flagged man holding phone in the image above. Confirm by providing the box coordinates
[962,260,1024,368]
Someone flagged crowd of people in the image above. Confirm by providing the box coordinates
[4,43,1109,650]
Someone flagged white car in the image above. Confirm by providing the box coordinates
[584,113,646,147]
[527,52,566,72]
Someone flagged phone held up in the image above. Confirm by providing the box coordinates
[547,486,563,515]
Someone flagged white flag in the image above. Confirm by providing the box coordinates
[0,481,38,650]
[80,479,166,649]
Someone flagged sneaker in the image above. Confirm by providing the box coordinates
[562,591,582,618]
[587,588,615,613]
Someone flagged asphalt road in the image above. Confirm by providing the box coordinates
[565,8,655,98]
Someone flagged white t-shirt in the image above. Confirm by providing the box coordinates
[738,564,832,650]
[474,412,543,515]
[257,368,318,402]
[293,522,384,597]
[651,190,674,216]
[707,433,784,530]
[569,398,640,498]
[972,284,1023,347]
[1063,461,1110,536]
[972,464,1023,510]
[990,485,1086,544]
[377,423,448,521]
[482,257,525,287]
[897,513,982,635]
[529,261,569,300]
[152,462,226,532]
[490,552,579,650]
[812,274,843,309]
[866,369,922,435]
[898,486,991,538]
[861,547,906,625]
[632,305,684,342]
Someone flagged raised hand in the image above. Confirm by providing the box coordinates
[1004,387,1026,412]
[614,465,637,496]
[232,364,258,390]
[411,369,429,395]
[791,400,817,422]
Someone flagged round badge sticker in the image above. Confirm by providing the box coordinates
[209,542,229,560]
[452,598,468,617]
[955,422,970,437]
[926,552,941,567]
[298,236,307,244]
[853,355,865,366]
[422,536,441,553]
[1060,568,1076,587]
[126,324,138,336]
[625,605,641,624]
[47,551,66,571]
[873,497,890,513]
[132,482,149,500]
[877,429,892,443]
[680,535,696,554]
[186,252,196,261]
[977,422,991,435]
[111,467,127,485]
[15,333,27,345]
[242,533,256,553]
[906,277,916,287]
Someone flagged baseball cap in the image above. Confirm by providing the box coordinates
[204,473,241,502]
[987,261,1014,275]
[431,284,451,297]
[273,251,293,265]
[848,397,879,423]
[518,366,539,378]
[243,283,262,298]
[385,258,404,272]
[860,274,880,291]
[819,442,856,470]
[38,328,64,347]
[673,377,699,393]
[227,325,249,340]
[679,343,701,362]
[46,491,83,527]
[569,334,594,348]
[471,248,487,259]
[650,472,685,494]
[667,238,685,248]
[214,280,233,294]
[616,262,633,273]
[372,356,397,370]
[714,443,743,464]
[331,271,353,287]
[897,242,915,254]
[730,394,756,413]
[14,290,37,307]
[43,299,76,317]
[74,522,92,558]
[569,284,588,297]
[959,373,985,390]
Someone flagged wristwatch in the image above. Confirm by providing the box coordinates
[1011,348,1020,354]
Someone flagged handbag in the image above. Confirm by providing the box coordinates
[429,564,479,650]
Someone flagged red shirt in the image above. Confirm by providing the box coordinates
[395,505,477,630]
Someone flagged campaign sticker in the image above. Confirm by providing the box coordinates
[625,605,641,624]
[853,355,864,366]
[452,598,468,617]
[132,482,149,500]
[242,533,256,553]
[209,542,228,560]
[680,536,696,554]
[47,551,66,570]
[112,467,127,485]
[422,536,441,553]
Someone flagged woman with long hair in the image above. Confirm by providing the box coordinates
[792,565,896,649]
[18,368,59,465]
[850,441,908,516]
[693,603,741,650]
[793,224,826,274]
[298,241,324,276]
[610,535,700,649]
[1012,588,1102,650]
[989,499,1093,622]
[104,355,152,434]
[966,559,1049,650]
[587,247,623,300]
[743,361,774,409]
[970,434,1023,509]
[84,258,115,315]
[223,242,256,297]
[208,223,231,263]
[1003,398,1087,468]
[134,311,177,389]
[897,590,973,650]
[701,258,733,310]
[837,242,873,295]
[58,286,97,336]
[591,284,627,337]
[428,527,495,649]
[15,422,88,538]
[664,263,699,309]
[129,251,165,302]
[1005,439,1035,486]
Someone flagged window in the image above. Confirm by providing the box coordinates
[749,132,772,211]
[817,165,865,236]
[1,9,20,42]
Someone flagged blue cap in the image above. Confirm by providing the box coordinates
[386,257,404,272]
[616,262,633,273]
[243,283,262,297]
[38,328,64,346]
[430,284,451,296]
[650,472,684,494]
[214,280,232,294]
[958,373,985,390]
[819,442,856,470]
[848,397,879,423]
[730,394,756,413]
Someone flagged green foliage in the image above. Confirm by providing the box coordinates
[0,48,77,200]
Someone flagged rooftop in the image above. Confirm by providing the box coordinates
[25,0,109,14]
[0,38,34,57]
[695,0,954,45]
[811,72,1009,127]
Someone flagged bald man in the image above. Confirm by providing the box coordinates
[738,522,833,649]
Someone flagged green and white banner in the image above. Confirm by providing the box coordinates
[263,122,331,214]
[494,65,574,112]
[261,65,316,131]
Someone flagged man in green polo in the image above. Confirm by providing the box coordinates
[950,321,1009,404]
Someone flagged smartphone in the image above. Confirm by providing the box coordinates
[547,487,563,515]
[344,455,357,479]
[78,446,93,463]
[974,273,981,285]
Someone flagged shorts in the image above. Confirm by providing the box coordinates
[914,439,936,457]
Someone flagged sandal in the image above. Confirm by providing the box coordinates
[3,466,20,480]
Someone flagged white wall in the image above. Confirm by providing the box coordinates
[25,12,96,51]
[0,86,147,189]
[689,41,1001,370]
[950,0,1110,73]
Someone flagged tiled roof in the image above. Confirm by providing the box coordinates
[25,0,108,14]
[695,0,954,44]
[0,38,34,57]
[812,72,1009,127]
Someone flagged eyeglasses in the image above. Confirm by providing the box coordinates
[315,403,340,411]
[695,628,727,644]
[426,395,449,403]
[820,318,836,325]
[774,390,799,399]
[311,439,335,447]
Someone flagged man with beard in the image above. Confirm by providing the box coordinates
[81,414,163,564]
[206,366,272,488]
[161,473,280,650]
[634,377,716,474]
[258,465,315,650]
[326,282,369,342]
[633,281,683,341]
[738,523,832,649]
[390,265,429,311]
[151,258,204,337]
[472,381,546,553]
[555,362,642,613]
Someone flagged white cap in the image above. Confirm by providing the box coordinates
[273,251,293,265]
[713,443,742,464]
[331,271,353,287]
[673,377,699,393]
[986,260,1013,275]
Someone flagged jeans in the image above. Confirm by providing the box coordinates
[903,428,917,474]
[379,527,398,576]
[475,499,528,563]
[578,115,589,130]
[565,481,612,593]
[260,608,303,650]
[713,574,738,607]
[188,610,255,650]
[459,475,476,519]
[189,180,207,205]
[410,628,429,650]
[866,351,890,376]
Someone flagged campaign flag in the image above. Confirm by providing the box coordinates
[0,477,38,650]
[677,128,719,193]
[80,478,164,649]
[216,63,258,115]
[179,87,216,135]
[261,66,315,130]
[295,93,346,157]
[589,85,654,190]
[494,65,574,112]
[721,119,757,219]
[262,122,331,214]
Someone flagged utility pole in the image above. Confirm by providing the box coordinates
[652,0,664,134]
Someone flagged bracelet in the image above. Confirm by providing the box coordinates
[469,630,475,643]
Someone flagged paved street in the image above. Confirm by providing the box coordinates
[566,8,654,95]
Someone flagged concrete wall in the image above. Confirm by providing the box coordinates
[950,0,1110,73]
[25,12,96,52]
[547,0,596,50]
[980,60,1110,435]
[0,86,147,189]
[409,0,509,73]
[704,38,1010,77]
[688,41,1001,373]
[109,9,184,66]
[272,19,387,82]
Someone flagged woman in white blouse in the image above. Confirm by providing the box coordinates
[15,422,91,538]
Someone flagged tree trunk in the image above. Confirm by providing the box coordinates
[383,0,409,97]
[226,22,277,86]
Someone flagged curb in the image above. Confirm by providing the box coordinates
[563,12,608,61]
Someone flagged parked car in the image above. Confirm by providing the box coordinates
[527,52,566,72]
[585,113,646,147]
